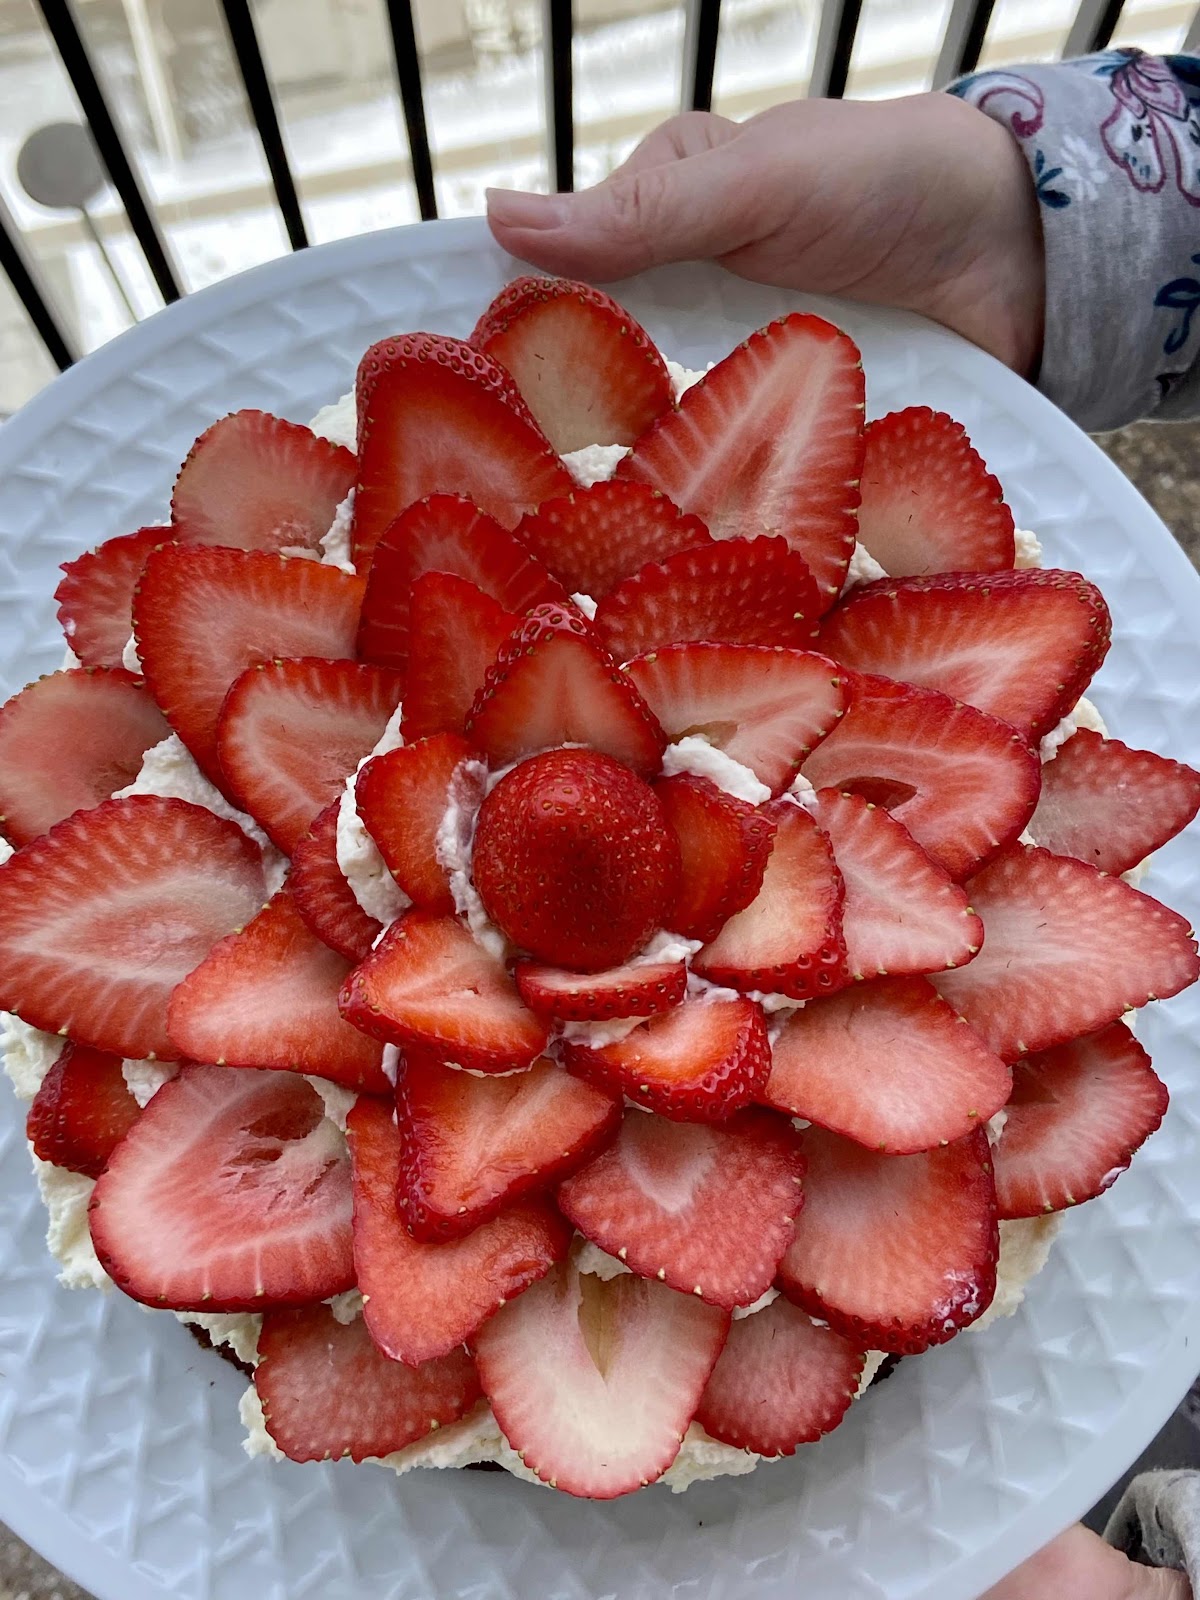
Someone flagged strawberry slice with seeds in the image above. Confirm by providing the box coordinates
[255,1303,483,1464]
[397,1051,621,1239]
[515,481,711,597]
[991,1024,1168,1218]
[558,1106,805,1308]
[626,643,847,795]
[655,774,777,943]
[933,845,1199,1060]
[289,800,382,962]
[0,795,266,1059]
[133,545,364,786]
[695,1297,865,1456]
[26,1042,140,1179]
[347,1095,570,1364]
[0,668,170,847]
[356,494,564,674]
[593,537,822,662]
[514,958,686,1021]
[763,977,1011,1153]
[692,799,846,999]
[472,275,673,453]
[619,312,864,605]
[801,673,1041,880]
[471,1255,729,1498]
[818,570,1111,740]
[90,1065,353,1310]
[55,524,167,670]
[855,407,1015,576]
[339,911,549,1073]
[355,734,473,913]
[812,788,983,980]
[217,658,403,855]
[777,1125,999,1353]
[171,410,356,553]
[353,333,573,566]
[401,573,519,740]
[1030,730,1200,876]
[167,888,390,1094]
[563,996,770,1121]
[466,602,665,775]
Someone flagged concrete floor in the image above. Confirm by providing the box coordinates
[1,418,1197,1600]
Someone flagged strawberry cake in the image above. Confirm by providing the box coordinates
[1,275,1199,1499]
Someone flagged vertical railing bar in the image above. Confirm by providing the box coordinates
[681,0,722,114]
[544,0,574,193]
[808,0,864,99]
[1185,3,1200,50]
[0,198,79,372]
[932,0,998,85]
[34,0,181,302]
[217,0,308,251]
[1063,0,1128,56]
[384,0,438,221]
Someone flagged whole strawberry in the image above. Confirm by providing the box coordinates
[473,748,680,971]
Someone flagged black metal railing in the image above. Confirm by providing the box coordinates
[6,0,1197,383]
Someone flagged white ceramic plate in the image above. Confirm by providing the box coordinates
[1,217,1199,1600]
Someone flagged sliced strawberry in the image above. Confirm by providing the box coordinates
[133,545,364,786]
[812,787,983,980]
[55,524,167,670]
[471,1256,729,1498]
[397,1051,621,1239]
[0,796,266,1059]
[563,996,770,1121]
[593,537,822,663]
[0,668,170,847]
[558,1107,804,1308]
[514,958,686,1021]
[691,799,846,999]
[777,1126,998,1353]
[26,1042,140,1179]
[515,481,711,597]
[1030,730,1200,875]
[818,570,1111,741]
[626,643,847,795]
[354,735,473,914]
[347,1095,569,1364]
[353,333,573,566]
[401,573,519,740]
[992,1024,1168,1218]
[855,406,1015,576]
[466,603,665,776]
[619,312,864,605]
[89,1065,354,1310]
[167,888,389,1094]
[655,774,777,943]
[356,495,564,674]
[695,1297,864,1456]
[339,911,549,1072]
[256,1303,482,1463]
[289,800,382,962]
[473,749,680,970]
[933,845,1199,1060]
[800,673,1041,880]
[472,275,673,453]
[171,410,356,553]
[217,658,403,855]
[763,977,1011,1153]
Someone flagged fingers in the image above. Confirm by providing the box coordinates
[980,1524,1193,1600]
[605,111,740,180]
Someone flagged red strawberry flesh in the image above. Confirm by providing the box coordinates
[55,524,168,670]
[516,480,711,598]
[401,572,520,740]
[27,1042,141,1179]
[355,734,473,914]
[289,799,382,962]
[655,773,777,943]
[514,957,686,1021]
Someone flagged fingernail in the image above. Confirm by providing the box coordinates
[486,188,571,230]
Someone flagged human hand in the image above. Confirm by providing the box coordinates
[486,94,1045,377]
[981,1524,1191,1598]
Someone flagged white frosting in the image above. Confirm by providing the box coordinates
[841,542,888,593]
[660,735,771,806]
[33,1154,110,1292]
[335,705,411,925]
[561,442,631,489]
[179,1310,263,1367]
[1013,527,1043,568]
[121,632,142,674]
[319,490,357,573]
[122,1058,178,1107]
[0,1011,62,1101]
[307,1077,356,1133]
[570,592,598,620]
[308,391,357,452]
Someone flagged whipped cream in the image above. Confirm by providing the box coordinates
[335,704,411,925]
[661,735,771,806]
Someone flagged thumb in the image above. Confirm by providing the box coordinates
[486,141,767,281]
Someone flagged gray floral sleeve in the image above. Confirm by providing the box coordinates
[951,51,1200,431]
